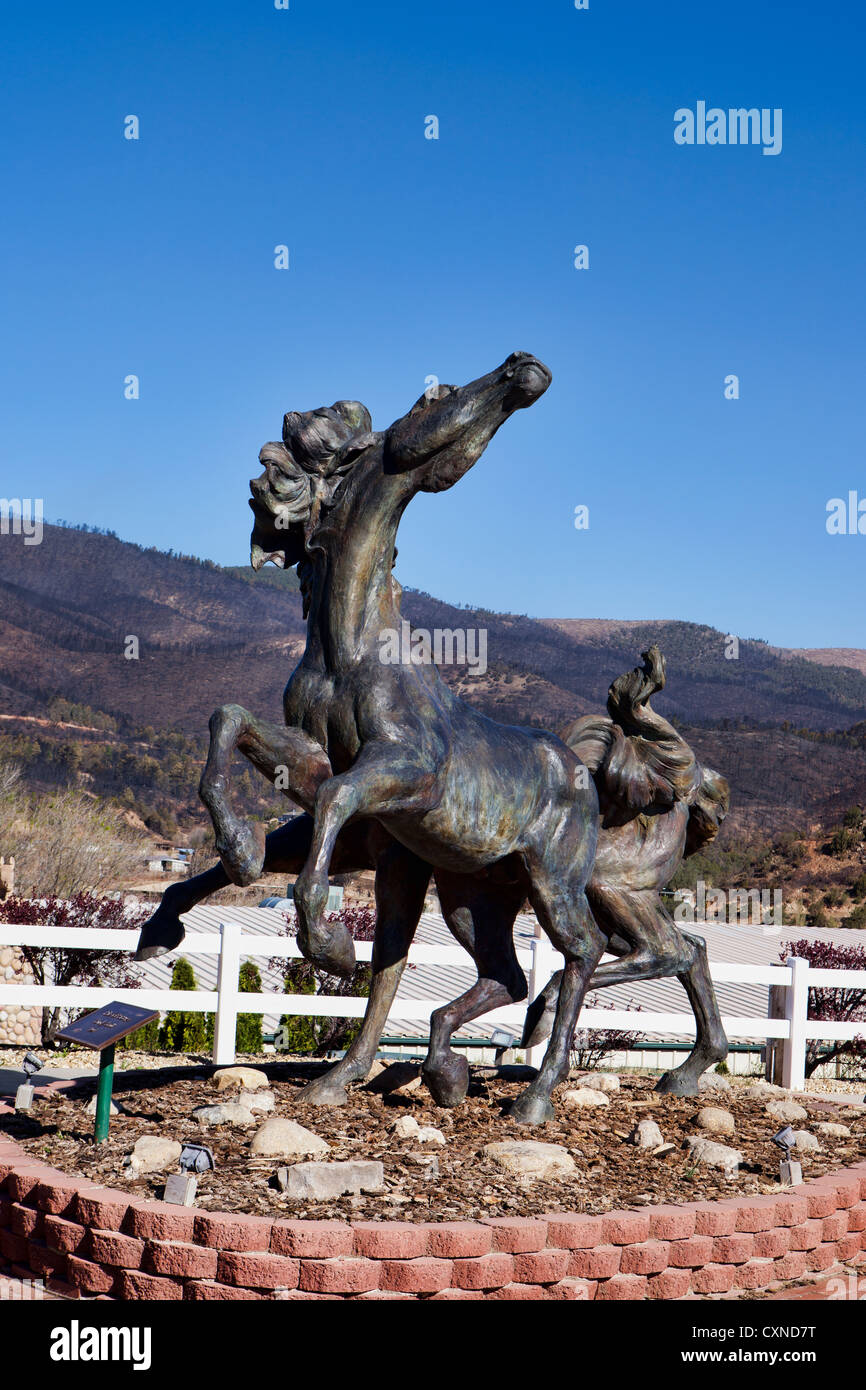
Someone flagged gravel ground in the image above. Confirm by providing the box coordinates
[4,1060,864,1224]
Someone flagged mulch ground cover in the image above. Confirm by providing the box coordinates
[4,1062,865,1223]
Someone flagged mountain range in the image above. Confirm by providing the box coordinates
[2,524,866,838]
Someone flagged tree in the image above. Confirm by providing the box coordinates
[159,957,208,1053]
[272,907,375,1056]
[0,893,148,1045]
[0,784,141,897]
[236,960,263,1054]
[781,938,866,1078]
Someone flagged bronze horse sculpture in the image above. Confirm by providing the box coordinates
[137,352,605,1124]
[522,645,731,1094]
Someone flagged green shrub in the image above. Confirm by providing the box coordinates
[847,903,866,930]
[236,960,263,1054]
[118,1016,161,1052]
[159,957,208,1052]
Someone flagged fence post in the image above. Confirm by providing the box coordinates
[213,921,242,1066]
[781,956,809,1092]
[525,930,555,1071]
[766,979,787,1084]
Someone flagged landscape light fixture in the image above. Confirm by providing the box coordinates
[179,1142,216,1174]
[490,1028,516,1065]
[771,1124,802,1187]
[14,1051,44,1111]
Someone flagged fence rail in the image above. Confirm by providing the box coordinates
[1,923,864,1089]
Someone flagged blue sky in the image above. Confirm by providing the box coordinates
[2,0,864,647]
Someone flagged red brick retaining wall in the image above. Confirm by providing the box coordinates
[1,1135,863,1301]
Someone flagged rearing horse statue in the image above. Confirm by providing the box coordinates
[136,352,603,1124]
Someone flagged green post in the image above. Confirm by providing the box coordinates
[94,1042,116,1144]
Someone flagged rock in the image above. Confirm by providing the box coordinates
[685,1136,743,1176]
[281,1160,384,1200]
[191,1103,255,1127]
[563,1087,610,1109]
[577,1073,620,1093]
[408,1152,440,1180]
[238,1088,275,1113]
[124,1136,182,1175]
[766,1100,808,1124]
[389,1114,420,1139]
[365,1061,422,1095]
[792,1130,820,1152]
[213,1067,270,1092]
[417,1126,446,1145]
[366,1059,387,1081]
[630,1119,664,1149]
[698,1073,732,1095]
[85,1095,124,1117]
[743,1081,785,1100]
[817,1121,851,1138]
[695,1106,736,1136]
[483,1140,576,1181]
[250,1117,329,1158]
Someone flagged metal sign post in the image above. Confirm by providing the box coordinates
[56,1001,159,1146]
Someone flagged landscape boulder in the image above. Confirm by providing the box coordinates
[124,1136,182,1175]
[630,1119,664,1149]
[695,1106,736,1136]
[766,1100,808,1124]
[192,1102,255,1127]
[483,1140,576,1181]
[577,1073,620,1093]
[563,1087,610,1109]
[685,1136,743,1176]
[213,1067,270,1092]
[250,1116,329,1158]
[279,1160,384,1199]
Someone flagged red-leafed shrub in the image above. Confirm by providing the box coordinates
[0,892,148,1045]
[271,906,376,1056]
[782,938,866,1078]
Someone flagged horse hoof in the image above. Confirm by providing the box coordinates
[422,1054,469,1107]
[216,821,266,887]
[655,1069,699,1097]
[508,1092,555,1126]
[297,922,357,980]
[134,909,185,961]
[298,1079,349,1106]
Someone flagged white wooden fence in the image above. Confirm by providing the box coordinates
[0,923,864,1091]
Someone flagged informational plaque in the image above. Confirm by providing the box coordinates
[55,1001,159,1050]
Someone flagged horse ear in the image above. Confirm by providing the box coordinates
[283,411,303,445]
[331,400,372,434]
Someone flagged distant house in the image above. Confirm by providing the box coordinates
[146,856,189,875]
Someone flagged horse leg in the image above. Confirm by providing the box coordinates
[298,842,431,1105]
[199,704,332,886]
[580,890,728,1093]
[509,873,605,1126]
[534,888,728,1096]
[422,879,527,1108]
[656,931,728,1095]
[293,742,438,977]
[134,814,378,961]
